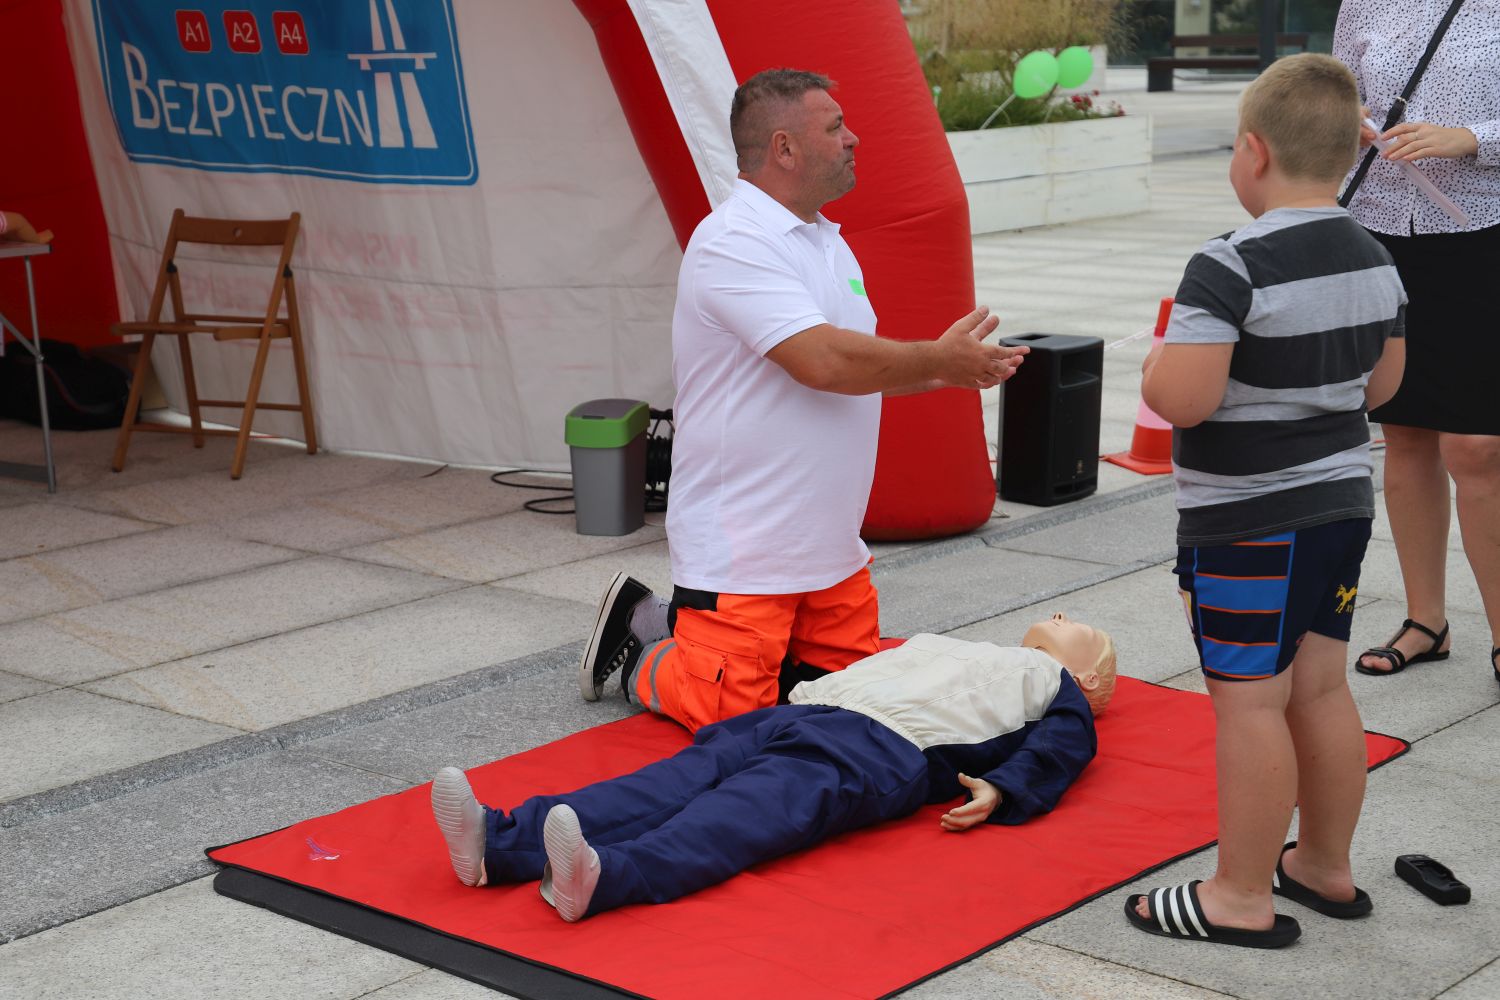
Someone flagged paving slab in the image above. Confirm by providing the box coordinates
[494,536,672,607]
[0,526,299,627]
[1440,960,1500,1000]
[0,418,287,494]
[0,670,54,704]
[0,689,239,803]
[215,466,531,553]
[909,938,1234,1000]
[0,749,407,942]
[1346,607,1500,740]
[340,508,666,583]
[0,876,420,999]
[84,585,592,731]
[874,541,1156,639]
[0,502,157,559]
[0,616,162,685]
[63,450,439,525]
[1025,717,1500,1000]
[362,970,512,999]
[0,556,461,684]
[997,490,1178,568]
[1358,537,1486,617]
[302,651,637,785]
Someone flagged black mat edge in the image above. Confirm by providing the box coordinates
[212,866,644,1000]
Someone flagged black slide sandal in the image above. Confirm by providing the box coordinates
[1356,618,1449,676]
[1272,842,1372,918]
[1125,880,1301,949]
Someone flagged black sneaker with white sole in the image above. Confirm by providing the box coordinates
[579,572,654,702]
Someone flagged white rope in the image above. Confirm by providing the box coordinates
[1102,326,1155,351]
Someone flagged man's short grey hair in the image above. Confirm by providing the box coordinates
[730,68,835,172]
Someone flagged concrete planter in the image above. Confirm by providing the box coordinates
[949,114,1153,234]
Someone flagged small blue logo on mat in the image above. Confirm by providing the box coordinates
[91,0,477,185]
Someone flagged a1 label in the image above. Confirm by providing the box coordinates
[175,10,212,52]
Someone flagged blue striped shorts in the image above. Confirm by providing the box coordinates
[1175,518,1372,682]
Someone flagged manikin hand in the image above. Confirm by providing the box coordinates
[932,306,1028,390]
[1380,122,1479,162]
[939,773,1002,831]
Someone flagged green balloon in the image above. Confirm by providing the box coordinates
[1012,50,1059,100]
[1057,46,1095,89]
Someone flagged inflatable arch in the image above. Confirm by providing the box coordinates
[26,0,992,538]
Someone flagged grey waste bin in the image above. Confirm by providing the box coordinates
[565,399,649,536]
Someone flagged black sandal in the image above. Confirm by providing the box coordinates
[1272,842,1372,918]
[1355,618,1449,676]
[1491,646,1499,687]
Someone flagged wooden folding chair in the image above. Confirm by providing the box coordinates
[111,210,316,480]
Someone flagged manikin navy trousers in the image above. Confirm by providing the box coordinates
[481,704,931,916]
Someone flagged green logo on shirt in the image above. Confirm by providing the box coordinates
[849,278,867,296]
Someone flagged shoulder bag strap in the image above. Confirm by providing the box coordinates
[1339,0,1467,208]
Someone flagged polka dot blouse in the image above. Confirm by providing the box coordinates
[1333,0,1500,234]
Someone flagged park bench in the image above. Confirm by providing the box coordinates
[1147,33,1311,92]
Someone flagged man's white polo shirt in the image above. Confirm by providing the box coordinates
[666,178,881,595]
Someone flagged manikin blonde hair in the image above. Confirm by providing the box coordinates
[1085,628,1118,717]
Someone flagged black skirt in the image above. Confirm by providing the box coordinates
[1368,222,1500,435]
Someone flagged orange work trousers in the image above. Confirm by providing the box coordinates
[632,565,880,733]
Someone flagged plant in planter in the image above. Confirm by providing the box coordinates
[910,0,1127,131]
[912,1,1150,233]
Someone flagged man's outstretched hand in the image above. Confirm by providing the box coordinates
[933,306,1027,390]
[2,212,53,245]
[939,773,1001,831]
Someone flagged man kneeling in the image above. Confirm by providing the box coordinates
[432,616,1115,921]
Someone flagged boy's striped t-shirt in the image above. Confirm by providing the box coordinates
[1166,205,1407,546]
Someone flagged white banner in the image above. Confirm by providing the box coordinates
[62,0,681,470]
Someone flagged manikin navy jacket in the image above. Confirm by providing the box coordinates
[789,633,1098,823]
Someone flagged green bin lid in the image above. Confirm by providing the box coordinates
[565,398,649,449]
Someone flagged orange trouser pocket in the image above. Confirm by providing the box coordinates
[644,606,770,733]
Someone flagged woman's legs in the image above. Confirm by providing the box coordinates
[1440,432,1500,657]
[1360,423,1451,671]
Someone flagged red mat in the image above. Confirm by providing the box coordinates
[211,679,1407,999]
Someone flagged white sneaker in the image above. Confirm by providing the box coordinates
[430,767,487,887]
[541,804,600,922]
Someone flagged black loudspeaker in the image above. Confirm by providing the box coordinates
[998,333,1103,506]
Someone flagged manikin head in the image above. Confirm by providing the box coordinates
[1229,52,1361,218]
[1021,613,1117,716]
[730,68,860,222]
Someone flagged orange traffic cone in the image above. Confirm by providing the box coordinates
[1103,297,1175,476]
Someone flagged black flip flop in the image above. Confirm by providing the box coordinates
[1125,880,1301,949]
[1272,842,1372,918]
[1356,618,1449,676]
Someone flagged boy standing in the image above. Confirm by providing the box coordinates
[1126,53,1406,949]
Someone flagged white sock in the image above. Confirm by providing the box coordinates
[629,594,671,644]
